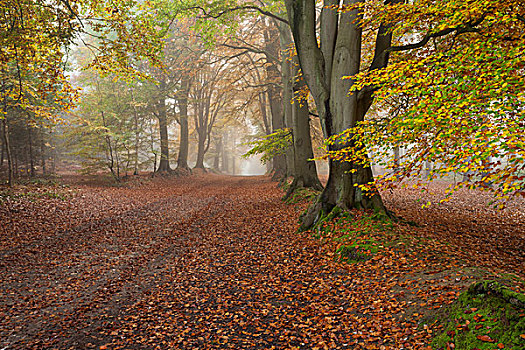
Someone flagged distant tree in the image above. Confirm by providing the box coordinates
[1,0,164,183]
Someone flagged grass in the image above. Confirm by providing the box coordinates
[0,176,71,203]
[0,190,68,202]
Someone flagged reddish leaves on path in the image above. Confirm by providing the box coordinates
[382,182,525,277]
[0,175,522,349]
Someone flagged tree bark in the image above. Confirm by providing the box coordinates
[194,90,208,170]
[176,77,191,172]
[279,23,322,197]
[40,131,46,176]
[213,136,222,170]
[221,130,229,173]
[264,24,287,181]
[195,128,206,169]
[288,71,323,193]
[1,116,13,185]
[27,124,35,177]
[130,87,140,175]
[101,111,119,180]
[279,23,296,178]
[156,98,171,172]
[285,0,391,230]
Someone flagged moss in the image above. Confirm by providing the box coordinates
[335,240,380,263]
[0,189,68,202]
[283,187,320,204]
[430,281,525,349]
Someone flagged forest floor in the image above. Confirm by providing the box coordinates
[0,174,523,350]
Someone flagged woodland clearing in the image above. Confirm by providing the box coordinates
[0,174,523,349]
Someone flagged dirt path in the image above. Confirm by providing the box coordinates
[2,175,329,349]
[1,175,522,350]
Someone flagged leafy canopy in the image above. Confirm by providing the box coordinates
[329,0,525,205]
[1,0,164,122]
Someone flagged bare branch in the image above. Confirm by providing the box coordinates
[186,5,288,25]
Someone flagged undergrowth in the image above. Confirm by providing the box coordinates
[430,281,525,349]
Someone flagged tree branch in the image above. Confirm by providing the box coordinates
[390,15,486,52]
[186,5,288,25]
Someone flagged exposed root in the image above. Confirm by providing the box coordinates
[173,167,192,177]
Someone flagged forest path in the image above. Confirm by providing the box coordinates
[1,175,523,350]
[1,175,345,349]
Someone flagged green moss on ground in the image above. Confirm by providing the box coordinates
[312,210,399,263]
[283,187,320,204]
[431,281,525,349]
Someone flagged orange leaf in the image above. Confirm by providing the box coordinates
[476,335,494,342]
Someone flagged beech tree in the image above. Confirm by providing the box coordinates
[328,0,525,205]
[283,0,402,229]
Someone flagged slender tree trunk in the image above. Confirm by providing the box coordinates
[194,93,213,171]
[0,121,4,167]
[213,136,222,170]
[176,78,190,172]
[150,123,157,173]
[264,25,287,180]
[1,117,13,185]
[27,125,35,177]
[222,131,229,173]
[156,98,171,172]
[101,111,118,180]
[195,128,206,169]
[130,88,140,175]
[40,128,46,175]
[50,129,56,174]
[116,143,121,179]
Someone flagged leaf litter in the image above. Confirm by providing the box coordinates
[0,175,523,349]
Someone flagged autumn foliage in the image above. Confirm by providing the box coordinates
[326,0,525,205]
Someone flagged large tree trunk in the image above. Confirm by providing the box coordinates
[194,128,206,169]
[156,98,171,173]
[285,0,391,230]
[269,88,287,180]
[176,78,190,172]
[279,23,296,179]
[288,72,323,193]
[279,23,322,196]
